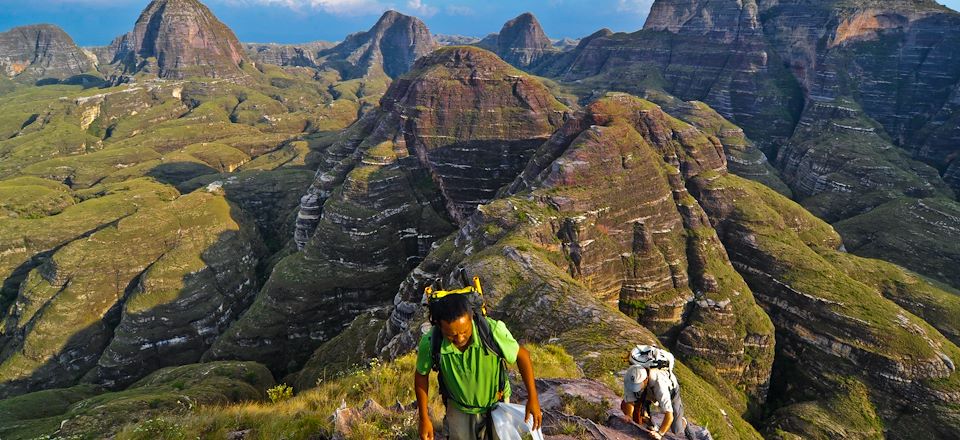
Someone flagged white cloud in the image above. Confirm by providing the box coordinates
[617,0,654,14]
[221,0,389,16]
[405,0,437,17]
[218,0,441,17]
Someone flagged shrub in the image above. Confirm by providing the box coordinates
[267,384,294,403]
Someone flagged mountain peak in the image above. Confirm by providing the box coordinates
[109,0,248,79]
[495,12,554,68]
[320,10,435,79]
[0,23,95,81]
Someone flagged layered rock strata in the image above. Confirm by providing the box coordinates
[107,0,248,80]
[486,13,557,69]
[380,93,777,411]
[243,41,334,68]
[317,10,436,79]
[0,25,96,81]
[0,190,263,397]
[535,0,803,151]
[207,47,566,374]
[689,171,960,438]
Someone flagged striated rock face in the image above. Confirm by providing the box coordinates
[0,190,264,397]
[535,3,803,151]
[641,89,792,196]
[759,1,960,165]
[689,171,960,439]
[318,10,436,79]
[0,25,96,81]
[243,41,334,68]
[493,13,556,68]
[616,0,960,289]
[107,0,248,80]
[380,93,776,411]
[207,46,566,374]
[775,98,951,222]
[645,0,762,44]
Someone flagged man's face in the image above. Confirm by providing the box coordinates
[439,313,473,351]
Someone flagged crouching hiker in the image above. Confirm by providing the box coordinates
[414,277,542,440]
[620,345,688,440]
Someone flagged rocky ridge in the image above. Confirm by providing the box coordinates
[314,10,436,79]
[479,13,557,69]
[205,46,567,374]
[0,24,96,82]
[376,93,779,421]
[243,41,335,68]
[530,0,960,290]
[106,0,249,80]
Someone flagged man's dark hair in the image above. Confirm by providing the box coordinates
[428,294,472,325]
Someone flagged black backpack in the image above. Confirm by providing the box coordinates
[426,276,509,411]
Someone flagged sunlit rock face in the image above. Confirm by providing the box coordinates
[379,93,777,409]
[107,0,248,80]
[207,46,567,375]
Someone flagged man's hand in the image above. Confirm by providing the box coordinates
[525,398,543,430]
[414,372,433,440]
[418,415,434,440]
[516,346,542,430]
[649,430,663,440]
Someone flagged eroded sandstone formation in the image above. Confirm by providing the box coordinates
[486,13,557,69]
[379,93,777,413]
[315,10,436,79]
[0,24,96,82]
[0,190,263,397]
[206,46,567,374]
[107,0,249,80]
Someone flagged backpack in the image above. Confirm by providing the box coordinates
[426,275,509,411]
[629,345,679,392]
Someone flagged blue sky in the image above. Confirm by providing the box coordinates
[1,0,959,47]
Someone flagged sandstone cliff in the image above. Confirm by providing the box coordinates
[483,13,557,69]
[0,24,96,82]
[107,0,248,80]
[533,0,960,290]
[314,10,436,80]
[205,46,566,374]
[243,41,334,68]
[377,93,778,418]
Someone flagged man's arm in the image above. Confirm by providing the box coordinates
[516,346,542,430]
[656,411,674,438]
[414,371,434,440]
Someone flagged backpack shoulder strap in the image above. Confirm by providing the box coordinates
[429,327,451,405]
[474,313,509,402]
[474,314,505,359]
[430,326,443,371]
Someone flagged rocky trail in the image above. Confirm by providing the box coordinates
[332,378,712,440]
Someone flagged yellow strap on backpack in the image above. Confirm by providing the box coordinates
[425,276,488,315]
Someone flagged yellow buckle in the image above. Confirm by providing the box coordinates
[425,277,486,315]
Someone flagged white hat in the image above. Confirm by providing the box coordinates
[624,365,648,394]
[629,344,654,366]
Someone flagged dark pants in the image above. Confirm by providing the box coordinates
[668,391,686,436]
[443,402,501,440]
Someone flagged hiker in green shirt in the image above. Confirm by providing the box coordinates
[414,293,542,440]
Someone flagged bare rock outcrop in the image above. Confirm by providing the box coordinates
[0,24,96,82]
[316,10,436,79]
[107,0,248,80]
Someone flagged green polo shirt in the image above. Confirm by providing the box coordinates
[415,317,520,414]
